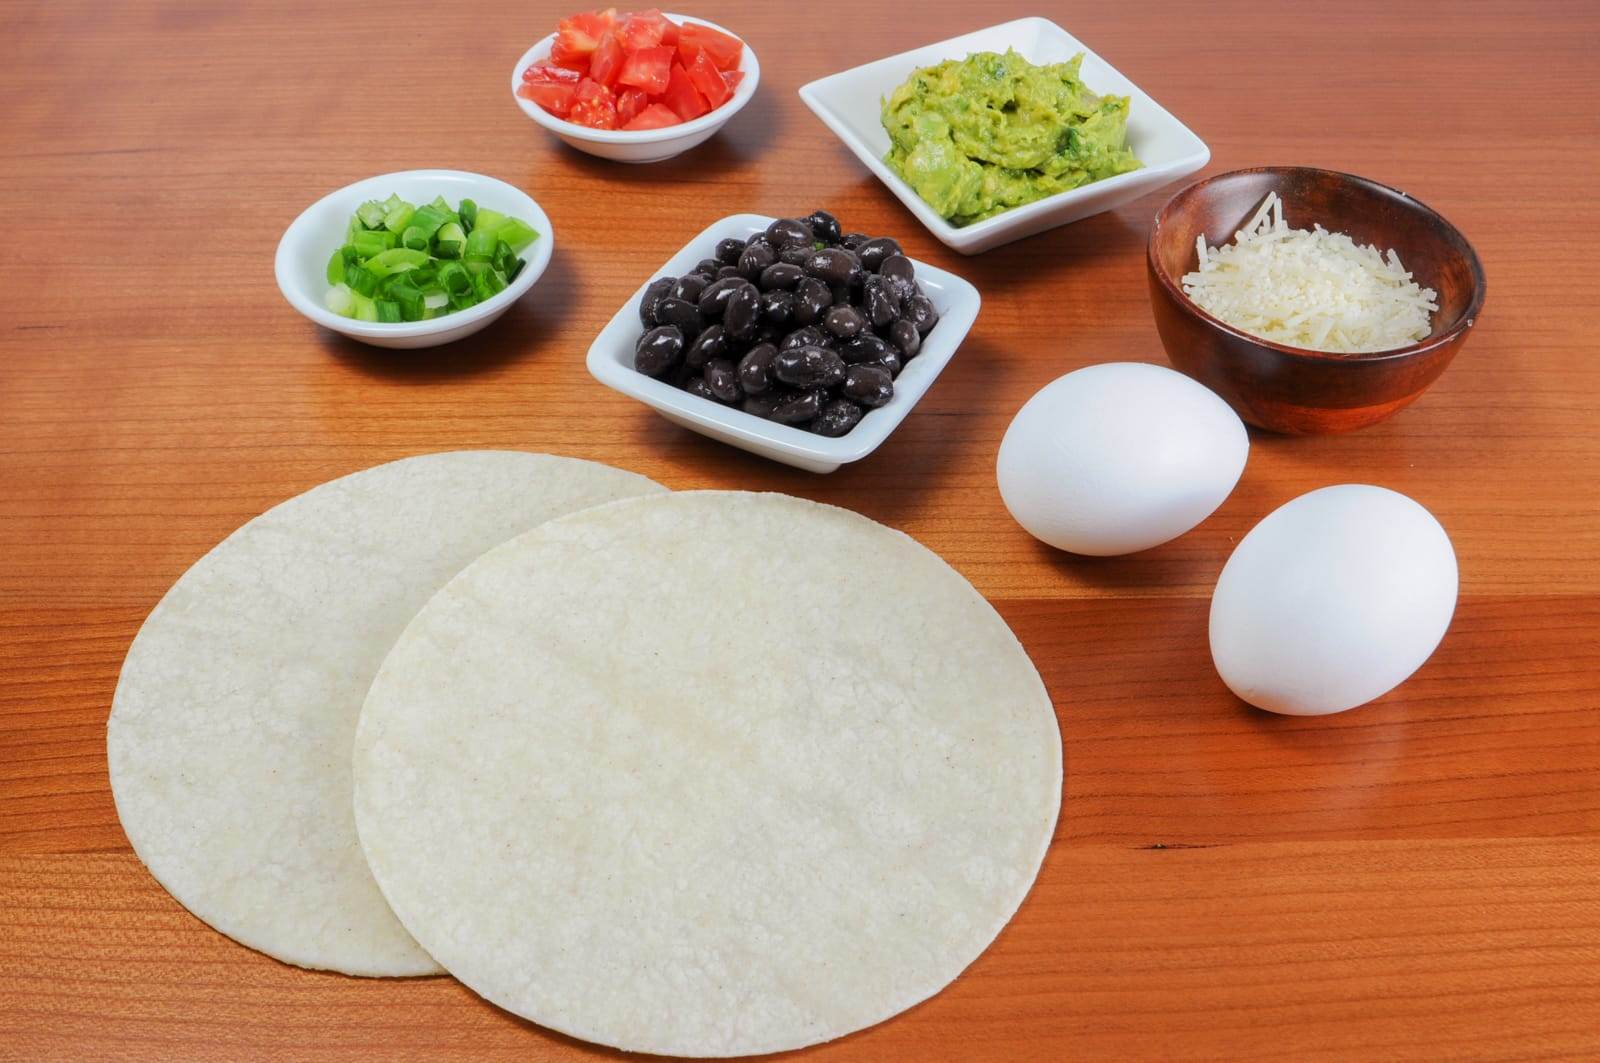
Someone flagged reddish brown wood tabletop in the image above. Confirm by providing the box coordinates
[4,0,1599,1059]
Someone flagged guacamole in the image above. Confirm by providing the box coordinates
[881,49,1141,227]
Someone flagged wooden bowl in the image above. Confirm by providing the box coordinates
[1146,167,1485,433]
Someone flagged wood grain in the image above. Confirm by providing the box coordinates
[2,0,1598,1059]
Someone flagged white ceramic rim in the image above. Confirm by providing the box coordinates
[510,14,759,144]
[273,169,554,340]
[586,213,980,466]
[797,16,1210,244]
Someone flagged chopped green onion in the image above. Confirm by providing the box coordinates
[429,194,451,212]
[506,258,525,283]
[324,282,355,315]
[344,264,379,298]
[438,261,472,297]
[472,207,508,239]
[383,201,416,233]
[351,291,379,321]
[375,300,404,323]
[356,200,387,228]
[496,218,539,254]
[351,229,395,258]
[459,198,478,233]
[464,228,497,262]
[400,225,429,252]
[364,247,429,277]
[434,239,462,260]
[326,248,347,286]
[437,221,466,247]
[408,204,450,239]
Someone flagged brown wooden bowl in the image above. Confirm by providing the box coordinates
[1146,167,1485,433]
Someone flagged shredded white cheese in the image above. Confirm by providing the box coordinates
[1180,192,1438,354]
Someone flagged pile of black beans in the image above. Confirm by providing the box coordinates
[633,211,939,437]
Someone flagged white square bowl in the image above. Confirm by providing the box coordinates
[587,214,979,473]
[798,17,1210,255]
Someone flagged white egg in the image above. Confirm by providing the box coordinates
[996,362,1248,556]
[1209,485,1458,716]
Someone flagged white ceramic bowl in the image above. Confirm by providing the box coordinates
[799,17,1210,255]
[587,214,980,473]
[510,14,759,164]
[275,169,553,350]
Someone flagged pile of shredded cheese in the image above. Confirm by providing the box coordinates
[1180,192,1438,353]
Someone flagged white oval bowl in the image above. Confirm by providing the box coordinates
[275,169,554,350]
[510,14,759,164]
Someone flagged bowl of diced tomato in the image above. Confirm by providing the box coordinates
[512,9,757,164]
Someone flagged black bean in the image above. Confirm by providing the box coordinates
[905,294,939,336]
[780,325,826,351]
[864,278,898,329]
[714,237,747,265]
[770,389,823,425]
[737,343,777,394]
[633,325,684,376]
[840,332,892,364]
[705,359,742,402]
[654,296,704,338]
[754,323,784,346]
[695,257,723,277]
[841,232,869,250]
[759,262,803,291]
[876,349,904,378]
[811,398,864,437]
[843,364,894,407]
[792,278,833,326]
[804,247,858,286]
[760,289,795,326]
[822,304,866,340]
[683,376,717,402]
[717,265,742,279]
[830,284,854,309]
[765,217,814,249]
[684,324,728,369]
[737,242,776,281]
[889,318,921,357]
[696,277,745,319]
[878,253,915,289]
[778,245,811,266]
[805,209,842,245]
[722,282,761,340]
[773,345,846,388]
[857,237,903,272]
[671,274,708,304]
[638,277,674,328]
[742,392,783,419]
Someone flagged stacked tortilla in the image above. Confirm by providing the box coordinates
[109,451,1060,1057]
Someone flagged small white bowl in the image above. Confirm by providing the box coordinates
[798,17,1210,255]
[275,169,553,350]
[587,214,980,474]
[510,14,759,164]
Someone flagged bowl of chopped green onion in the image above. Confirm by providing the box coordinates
[275,169,553,349]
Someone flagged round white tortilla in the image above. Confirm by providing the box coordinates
[107,451,665,976]
[354,491,1061,1053]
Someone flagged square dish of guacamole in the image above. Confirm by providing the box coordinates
[881,49,1142,227]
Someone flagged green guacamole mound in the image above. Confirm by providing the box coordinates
[881,49,1142,227]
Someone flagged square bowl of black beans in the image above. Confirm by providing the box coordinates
[587,211,980,473]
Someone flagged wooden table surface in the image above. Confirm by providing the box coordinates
[4,0,1598,1058]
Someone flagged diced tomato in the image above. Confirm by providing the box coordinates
[568,78,618,129]
[616,87,649,126]
[523,63,581,84]
[677,22,742,72]
[659,61,708,121]
[519,80,580,118]
[722,69,744,91]
[616,44,673,95]
[621,103,682,131]
[659,15,679,47]
[618,8,669,51]
[589,29,625,86]
[550,9,616,68]
[686,50,731,108]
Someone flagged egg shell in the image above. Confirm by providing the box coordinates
[996,362,1248,556]
[1209,484,1458,716]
